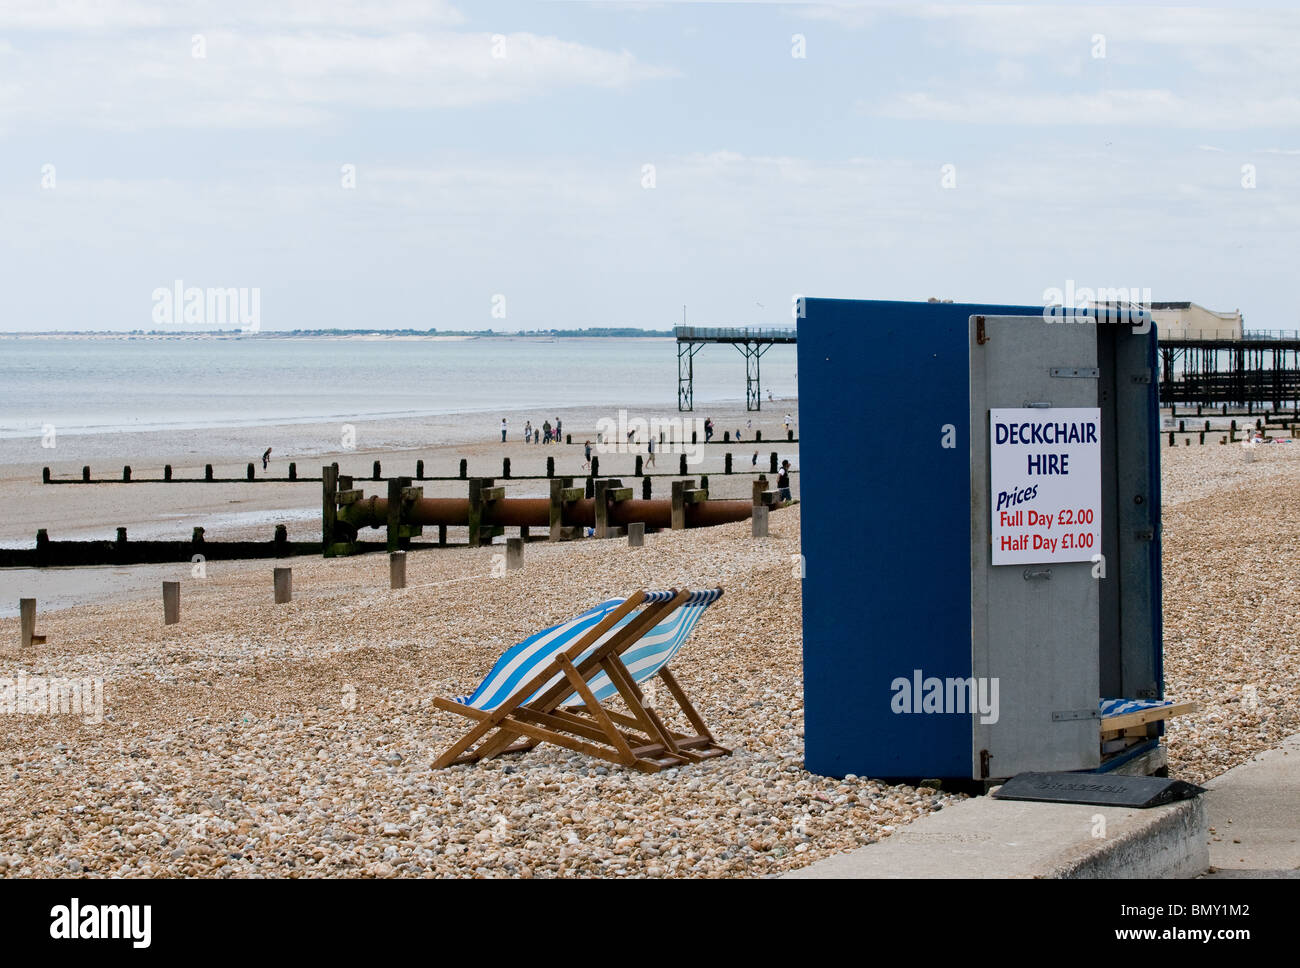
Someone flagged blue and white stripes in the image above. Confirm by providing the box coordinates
[559,588,721,705]
[454,589,721,712]
[1099,698,1173,718]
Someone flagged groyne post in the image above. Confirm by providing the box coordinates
[163,581,180,625]
[273,567,293,604]
[19,598,42,648]
[322,464,339,556]
[506,537,524,570]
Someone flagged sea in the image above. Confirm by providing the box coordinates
[0,336,798,440]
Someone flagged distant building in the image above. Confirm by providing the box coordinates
[1151,302,1242,340]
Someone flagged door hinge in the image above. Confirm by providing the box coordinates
[1052,709,1101,722]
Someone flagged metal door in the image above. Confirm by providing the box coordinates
[969,314,1101,779]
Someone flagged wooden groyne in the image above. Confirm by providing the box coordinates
[43,451,798,485]
[0,525,327,568]
[8,467,790,568]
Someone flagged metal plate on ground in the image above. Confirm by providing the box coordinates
[992,771,1207,808]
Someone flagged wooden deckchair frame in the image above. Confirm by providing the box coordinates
[432,588,729,773]
[1100,701,1197,742]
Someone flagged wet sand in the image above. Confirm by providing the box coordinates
[0,400,801,547]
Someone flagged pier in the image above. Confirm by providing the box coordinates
[1158,331,1300,408]
[675,326,797,412]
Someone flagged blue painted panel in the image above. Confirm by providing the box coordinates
[797,298,1041,778]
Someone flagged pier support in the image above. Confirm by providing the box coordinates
[677,339,703,412]
[735,340,772,410]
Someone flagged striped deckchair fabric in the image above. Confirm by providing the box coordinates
[564,588,723,705]
[1099,697,1197,733]
[454,591,680,710]
[433,588,729,773]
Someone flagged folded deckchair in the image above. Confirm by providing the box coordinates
[1099,697,1198,731]
[432,588,728,773]
[1099,698,1197,754]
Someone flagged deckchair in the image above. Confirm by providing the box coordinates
[432,588,728,773]
[1099,697,1197,754]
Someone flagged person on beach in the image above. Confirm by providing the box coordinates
[583,440,593,471]
[500,418,508,443]
[261,447,272,471]
[646,436,655,467]
[542,419,552,443]
[704,418,714,442]
[777,460,792,504]
[555,417,562,441]
[524,420,533,444]
[783,413,793,433]
[752,451,758,467]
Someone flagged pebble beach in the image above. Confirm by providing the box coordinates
[0,505,960,878]
[0,435,1296,878]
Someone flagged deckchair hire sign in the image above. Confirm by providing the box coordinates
[989,407,1102,566]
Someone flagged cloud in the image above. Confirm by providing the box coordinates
[837,4,1300,131]
[0,0,465,30]
[6,143,1299,330]
[866,90,1300,129]
[0,28,675,129]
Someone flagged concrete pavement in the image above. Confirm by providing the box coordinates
[1201,732,1300,879]
[783,787,1208,879]
[785,731,1300,878]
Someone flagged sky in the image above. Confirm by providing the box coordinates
[2,0,1298,332]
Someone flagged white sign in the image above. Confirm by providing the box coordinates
[989,407,1102,565]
